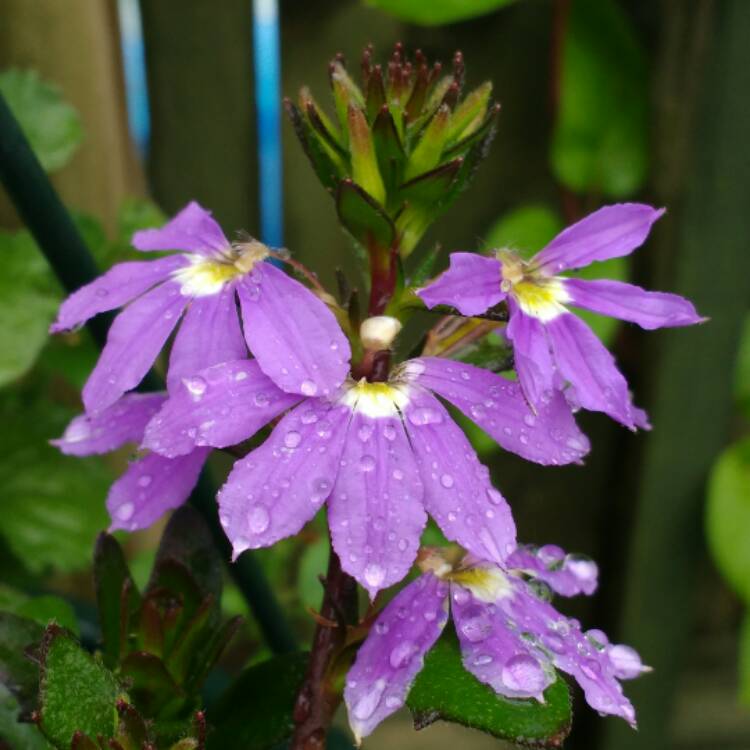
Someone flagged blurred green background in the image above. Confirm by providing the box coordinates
[1,0,749,748]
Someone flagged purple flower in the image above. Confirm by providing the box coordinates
[417,204,705,428]
[52,392,209,531]
[51,202,351,414]
[344,547,648,741]
[143,349,590,597]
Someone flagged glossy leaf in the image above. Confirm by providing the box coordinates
[407,628,571,747]
[551,0,649,196]
[366,0,517,26]
[0,69,83,172]
[37,625,120,748]
[706,436,750,603]
[207,652,309,750]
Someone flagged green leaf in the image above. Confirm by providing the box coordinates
[0,393,111,574]
[551,0,649,196]
[0,683,51,750]
[740,610,750,707]
[37,625,120,748]
[0,69,84,172]
[0,612,44,715]
[297,537,329,611]
[336,179,396,250]
[366,0,517,26]
[706,436,750,603]
[485,205,564,258]
[407,628,571,747]
[0,230,61,386]
[207,652,309,750]
[0,587,78,636]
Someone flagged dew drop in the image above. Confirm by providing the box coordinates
[254,392,270,407]
[184,376,207,397]
[117,502,134,521]
[95,288,109,298]
[440,473,454,489]
[389,641,418,669]
[459,609,492,643]
[360,455,376,472]
[353,679,386,720]
[470,404,486,420]
[392,468,404,481]
[234,370,248,382]
[375,621,390,636]
[486,488,504,505]
[407,407,443,426]
[544,634,566,654]
[358,423,374,442]
[364,563,385,589]
[397,538,408,552]
[284,430,302,448]
[300,379,317,396]
[248,505,270,533]
[300,409,318,425]
[137,474,152,488]
[523,413,536,427]
[385,696,403,709]
[501,654,546,692]
[383,423,397,441]
[472,654,493,667]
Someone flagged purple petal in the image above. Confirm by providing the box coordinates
[217,400,350,558]
[131,201,229,255]
[506,544,599,597]
[50,256,188,334]
[166,286,247,393]
[143,359,300,457]
[410,357,590,466]
[505,303,556,406]
[416,252,505,316]
[452,582,553,701]
[107,448,209,532]
[238,262,351,397]
[82,282,189,414]
[402,386,516,565]
[328,412,426,598]
[501,578,638,725]
[344,574,449,741]
[564,278,705,330]
[546,313,639,428]
[52,393,165,457]
[535,204,664,274]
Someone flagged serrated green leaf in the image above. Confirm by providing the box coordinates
[366,0,517,26]
[0,587,78,636]
[37,625,120,748]
[0,683,51,750]
[207,652,309,750]
[706,436,750,603]
[407,628,571,747]
[551,0,649,197]
[0,69,83,172]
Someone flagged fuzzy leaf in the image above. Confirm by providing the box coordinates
[407,628,571,747]
[0,69,83,172]
[366,0,517,26]
[37,625,120,748]
[207,652,309,750]
[707,436,750,603]
[551,0,649,196]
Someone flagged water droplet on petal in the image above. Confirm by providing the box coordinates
[117,502,134,521]
[523,413,536,427]
[95,288,109,298]
[375,621,390,635]
[184,376,207,398]
[383,423,397,441]
[300,380,317,396]
[407,407,443,426]
[486,488,504,505]
[389,641,418,668]
[501,654,546,692]
[137,474,152,488]
[254,392,270,407]
[608,644,644,678]
[360,455,376,472]
[392,468,404,480]
[384,695,403,709]
[248,505,270,533]
[353,679,386,720]
[440,473,454,489]
[472,654,493,667]
[358,423,374,442]
[234,370,248,382]
[544,634,566,654]
[460,608,492,643]
[284,430,302,448]
[364,563,385,589]
[300,409,318,425]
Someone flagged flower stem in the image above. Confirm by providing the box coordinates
[0,91,296,655]
[291,545,358,750]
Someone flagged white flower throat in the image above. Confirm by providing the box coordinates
[497,249,570,323]
[174,240,270,297]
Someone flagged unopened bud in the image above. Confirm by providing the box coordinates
[360,315,402,350]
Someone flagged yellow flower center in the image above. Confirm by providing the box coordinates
[339,378,410,418]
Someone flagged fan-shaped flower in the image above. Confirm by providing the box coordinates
[51,202,350,414]
[344,546,648,741]
[143,339,590,597]
[52,392,208,531]
[417,204,704,428]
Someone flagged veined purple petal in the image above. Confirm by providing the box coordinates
[82,282,189,414]
[107,448,209,532]
[416,252,505,316]
[345,574,449,741]
[238,262,351,397]
[506,544,598,597]
[328,412,426,599]
[217,400,350,558]
[166,286,247,393]
[131,201,229,255]
[505,303,556,406]
[402,387,516,565]
[452,583,553,702]
[52,393,165,457]
[502,579,637,725]
[546,313,638,428]
[534,204,664,274]
[411,357,590,466]
[564,278,705,330]
[50,256,188,334]
[143,360,300,458]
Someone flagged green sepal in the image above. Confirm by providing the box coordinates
[372,106,405,198]
[119,651,186,719]
[206,652,309,750]
[37,625,121,749]
[407,627,572,747]
[94,533,141,669]
[365,66,387,123]
[443,102,501,159]
[404,104,451,181]
[330,61,365,140]
[114,699,151,750]
[336,179,396,251]
[303,100,346,159]
[445,81,492,146]
[284,99,346,192]
[347,105,386,205]
[398,158,462,205]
